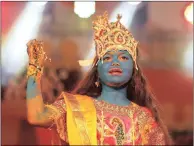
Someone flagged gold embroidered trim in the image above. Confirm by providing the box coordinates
[45,104,61,121]
[93,99,134,116]
[111,117,126,145]
[99,110,105,145]
[45,103,67,142]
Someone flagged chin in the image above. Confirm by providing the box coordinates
[106,79,128,87]
[107,82,127,88]
[108,75,126,82]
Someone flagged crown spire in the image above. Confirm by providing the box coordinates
[117,14,122,21]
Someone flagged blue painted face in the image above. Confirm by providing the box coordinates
[97,50,134,87]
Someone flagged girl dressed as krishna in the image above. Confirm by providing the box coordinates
[26,12,172,145]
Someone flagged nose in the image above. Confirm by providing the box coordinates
[111,62,120,66]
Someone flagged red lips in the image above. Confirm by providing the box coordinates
[108,68,123,76]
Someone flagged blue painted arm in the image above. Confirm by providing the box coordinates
[26,76,41,99]
[26,75,54,126]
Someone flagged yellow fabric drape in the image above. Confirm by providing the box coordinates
[63,93,97,145]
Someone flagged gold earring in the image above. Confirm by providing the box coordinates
[95,78,100,87]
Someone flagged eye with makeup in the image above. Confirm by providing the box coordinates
[103,55,112,62]
[119,54,129,61]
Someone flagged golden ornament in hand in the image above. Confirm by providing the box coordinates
[27,39,51,68]
[26,39,51,80]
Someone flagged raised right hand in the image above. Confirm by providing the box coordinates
[27,39,47,68]
[26,39,59,127]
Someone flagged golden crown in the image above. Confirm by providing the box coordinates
[92,11,138,69]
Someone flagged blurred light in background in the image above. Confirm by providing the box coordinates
[184,3,193,25]
[127,1,141,5]
[183,2,193,77]
[110,2,139,27]
[74,2,95,18]
[2,2,47,85]
[183,40,193,76]
[33,2,47,7]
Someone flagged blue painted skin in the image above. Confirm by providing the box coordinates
[26,76,41,99]
[97,50,134,106]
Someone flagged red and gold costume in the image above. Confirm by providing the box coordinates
[46,92,165,145]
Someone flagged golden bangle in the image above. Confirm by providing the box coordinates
[29,63,43,70]
[26,64,43,79]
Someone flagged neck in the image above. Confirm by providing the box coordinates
[97,83,130,106]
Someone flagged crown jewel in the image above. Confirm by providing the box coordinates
[92,11,138,69]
